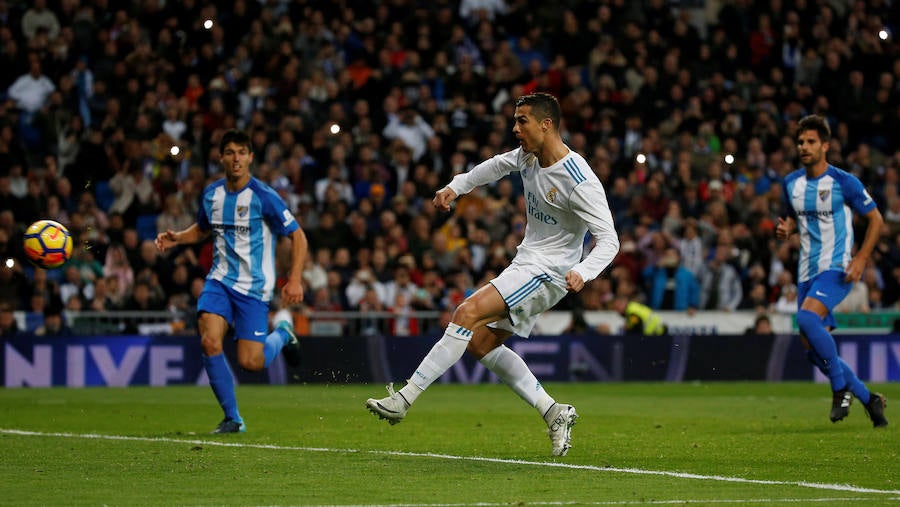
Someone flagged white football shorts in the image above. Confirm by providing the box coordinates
[488,261,567,338]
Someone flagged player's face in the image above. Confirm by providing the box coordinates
[512,105,547,154]
[220,142,254,184]
[796,130,827,168]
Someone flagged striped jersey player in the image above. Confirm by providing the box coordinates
[777,114,887,428]
[367,93,620,455]
[156,129,308,434]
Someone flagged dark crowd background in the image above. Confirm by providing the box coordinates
[0,0,898,337]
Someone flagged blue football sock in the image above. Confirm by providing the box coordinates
[203,353,241,422]
[805,350,870,403]
[263,328,289,368]
[837,358,870,404]
[796,310,845,392]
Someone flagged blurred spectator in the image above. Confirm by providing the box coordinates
[773,283,799,314]
[0,303,19,337]
[33,303,72,337]
[642,247,699,312]
[746,314,775,336]
[21,0,60,42]
[382,105,435,162]
[698,246,743,312]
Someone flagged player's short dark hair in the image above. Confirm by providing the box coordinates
[797,114,831,142]
[219,129,253,153]
[515,92,561,130]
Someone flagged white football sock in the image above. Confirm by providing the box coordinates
[399,323,473,404]
[480,344,555,416]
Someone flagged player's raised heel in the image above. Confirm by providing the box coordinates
[830,389,852,422]
[365,383,409,425]
[212,418,246,434]
[865,393,888,428]
[276,310,301,368]
[544,403,578,456]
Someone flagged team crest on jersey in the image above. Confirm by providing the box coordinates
[546,187,558,203]
[818,189,830,201]
[237,205,248,217]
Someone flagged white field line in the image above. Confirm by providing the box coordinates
[304,500,898,507]
[3,428,899,500]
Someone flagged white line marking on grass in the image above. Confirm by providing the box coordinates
[307,500,899,507]
[3,428,899,499]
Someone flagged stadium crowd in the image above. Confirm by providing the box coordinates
[0,0,899,337]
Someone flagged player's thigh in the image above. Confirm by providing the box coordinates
[197,280,234,354]
[453,282,509,329]
[230,291,271,342]
[799,270,851,325]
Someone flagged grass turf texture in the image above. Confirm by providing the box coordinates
[1,382,898,506]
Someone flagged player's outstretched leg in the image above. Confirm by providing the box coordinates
[543,403,578,456]
[865,393,888,428]
[273,309,301,368]
[366,383,410,424]
[365,323,472,424]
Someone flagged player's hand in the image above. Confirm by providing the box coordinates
[844,256,866,283]
[565,271,585,292]
[281,278,304,306]
[433,187,458,212]
[775,217,791,240]
[155,230,177,252]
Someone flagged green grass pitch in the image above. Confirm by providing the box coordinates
[1,382,898,506]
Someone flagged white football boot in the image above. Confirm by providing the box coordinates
[366,383,410,425]
[544,403,578,456]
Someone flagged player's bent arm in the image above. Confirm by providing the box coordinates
[855,207,884,261]
[174,223,210,245]
[446,149,518,197]
[568,184,619,283]
[287,227,308,282]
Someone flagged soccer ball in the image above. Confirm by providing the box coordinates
[23,219,74,269]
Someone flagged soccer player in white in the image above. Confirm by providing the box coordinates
[366,93,619,455]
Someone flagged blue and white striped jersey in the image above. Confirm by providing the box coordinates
[197,177,299,302]
[782,165,876,283]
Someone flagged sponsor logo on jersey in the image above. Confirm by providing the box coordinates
[526,191,559,225]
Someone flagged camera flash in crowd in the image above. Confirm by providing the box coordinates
[724,154,735,165]
[204,19,214,30]
[635,153,646,164]
[329,123,341,135]
[878,29,889,41]
[170,145,180,156]
[5,258,14,269]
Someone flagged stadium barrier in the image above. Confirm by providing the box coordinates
[12,310,900,337]
[3,332,899,388]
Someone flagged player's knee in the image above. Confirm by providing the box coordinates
[200,335,223,356]
[450,300,479,328]
[795,309,822,334]
[238,355,264,371]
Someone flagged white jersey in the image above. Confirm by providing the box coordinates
[448,147,619,285]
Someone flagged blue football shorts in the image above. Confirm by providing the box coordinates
[197,279,270,342]
[797,269,852,329]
